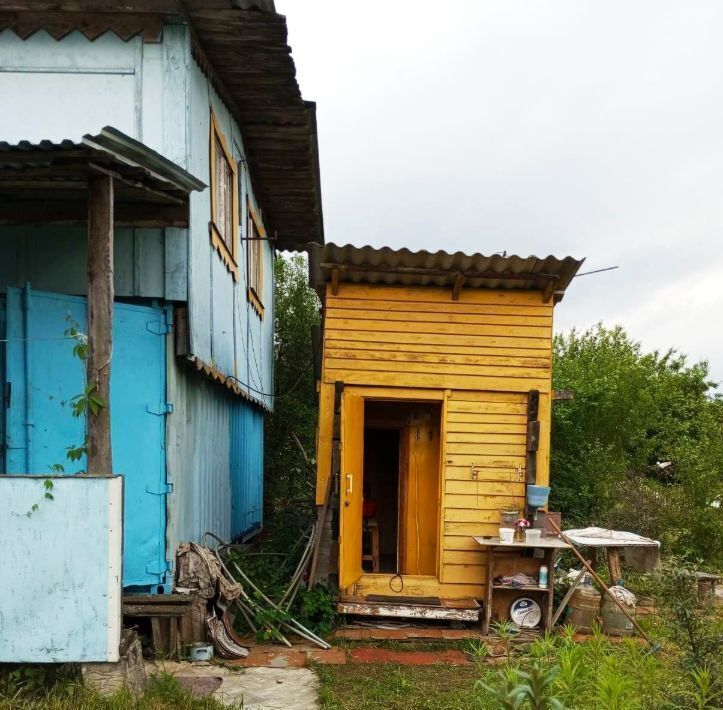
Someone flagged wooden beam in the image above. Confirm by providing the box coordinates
[542,280,556,303]
[331,267,340,296]
[86,175,114,476]
[451,272,465,300]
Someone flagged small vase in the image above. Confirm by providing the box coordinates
[515,527,525,542]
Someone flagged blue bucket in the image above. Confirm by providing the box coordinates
[527,485,550,507]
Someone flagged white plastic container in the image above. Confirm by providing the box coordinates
[499,527,515,543]
[525,528,542,544]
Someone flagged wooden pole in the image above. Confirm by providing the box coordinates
[548,520,655,647]
[87,174,114,476]
[607,547,623,586]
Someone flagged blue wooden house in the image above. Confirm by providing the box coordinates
[0,2,323,595]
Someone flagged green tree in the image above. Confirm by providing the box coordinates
[264,253,321,514]
[551,324,723,566]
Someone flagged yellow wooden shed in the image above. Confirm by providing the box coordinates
[309,244,583,619]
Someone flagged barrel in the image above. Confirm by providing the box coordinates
[601,595,635,636]
[566,579,601,632]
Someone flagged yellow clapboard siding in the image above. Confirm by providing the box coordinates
[446,442,526,456]
[325,357,549,380]
[325,297,552,317]
[443,550,488,566]
[325,339,550,359]
[325,328,550,351]
[446,508,500,523]
[353,574,440,597]
[326,316,551,339]
[442,564,487,585]
[445,466,523,481]
[447,432,527,445]
[445,480,525,496]
[444,494,523,510]
[445,455,525,468]
[446,422,527,434]
[325,347,550,370]
[445,531,499,550]
[448,390,529,403]
[325,369,551,393]
[326,307,552,328]
[445,521,509,535]
[446,401,527,414]
[331,283,551,307]
[439,583,485,598]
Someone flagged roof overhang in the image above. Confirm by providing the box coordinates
[309,243,585,304]
[0,1,324,248]
[0,127,206,226]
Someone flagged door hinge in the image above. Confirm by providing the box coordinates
[145,483,173,495]
[147,402,173,415]
[146,320,172,335]
[146,560,173,575]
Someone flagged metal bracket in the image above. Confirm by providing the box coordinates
[146,320,172,335]
[145,483,173,495]
[147,403,174,415]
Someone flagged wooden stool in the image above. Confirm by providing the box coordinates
[362,518,380,572]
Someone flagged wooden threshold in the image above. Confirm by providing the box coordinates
[338,595,480,622]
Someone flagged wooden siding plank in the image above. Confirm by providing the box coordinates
[446,401,527,414]
[331,284,552,307]
[326,339,550,358]
[445,467,523,482]
[325,348,550,369]
[443,550,487,566]
[325,307,553,328]
[446,422,527,434]
[325,329,550,351]
[446,442,527,456]
[444,494,523,510]
[325,358,550,380]
[325,297,554,317]
[445,480,525,495]
[448,391,528,403]
[446,433,527,444]
[326,317,551,339]
[442,564,486,585]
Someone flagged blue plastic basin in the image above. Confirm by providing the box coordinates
[527,485,551,507]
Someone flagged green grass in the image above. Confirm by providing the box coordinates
[0,672,238,710]
[316,626,718,710]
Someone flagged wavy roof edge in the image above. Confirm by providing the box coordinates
[308,243,585,302]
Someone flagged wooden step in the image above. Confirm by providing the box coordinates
[337,595,480,622]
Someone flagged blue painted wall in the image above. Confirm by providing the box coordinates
[0,475,123,663]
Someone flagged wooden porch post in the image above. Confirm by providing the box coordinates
[87,175,114,476]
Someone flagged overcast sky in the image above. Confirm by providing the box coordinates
[277,1,723,384]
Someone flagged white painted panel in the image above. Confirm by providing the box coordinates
[0,71,136,143]
[0,476,123,662]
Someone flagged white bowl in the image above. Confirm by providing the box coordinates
[499,527,515,543]
[525,529,542,543]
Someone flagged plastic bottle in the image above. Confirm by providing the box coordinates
[538,565,548,588]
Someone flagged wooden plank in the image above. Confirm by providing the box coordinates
[444,531,499,550]
[325,296,553,316]
[451,272,465,300]
[325,369,551,393]
[446,401,526,414]
[325,347,550,369]
[326,316,552,339]
[325,329,550,351]
[448,391,528,403]
[354,574,440,598]
[446,508,503,524]
[442,564,487,585]
[443,550,488,565]
[446,422,527,434]
[329,283,552,306]
[325,358,550,380]
[445,465,523,481]
[444,494,522,510]
[337,600,479,622]
[446,413,527,424]
[445,442,526,456]
[86,174,114,476]
[325,339,550,358]
[447,432,526,445]
[445,480,525,496]
[325,307,553,327]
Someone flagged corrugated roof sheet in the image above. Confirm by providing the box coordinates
[0,127,205,225]
[309,243,584,301]
[0,1,324,247]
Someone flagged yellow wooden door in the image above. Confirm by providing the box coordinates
[339,390,364,590]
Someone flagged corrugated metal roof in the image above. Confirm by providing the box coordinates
[309,243,584,301]
[0,127,206,224]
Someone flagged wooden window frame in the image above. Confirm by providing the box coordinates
[247,200,265,318]
[209,112,239,280]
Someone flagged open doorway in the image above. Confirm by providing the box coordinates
[362,400,442,576]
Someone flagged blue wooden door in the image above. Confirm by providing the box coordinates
[2,286,170,590]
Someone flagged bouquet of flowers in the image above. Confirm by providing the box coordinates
[514,518,530,540]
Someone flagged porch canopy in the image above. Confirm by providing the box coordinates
[309,243,585,303]
[0,127,205,476]
[0,126,205,226]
